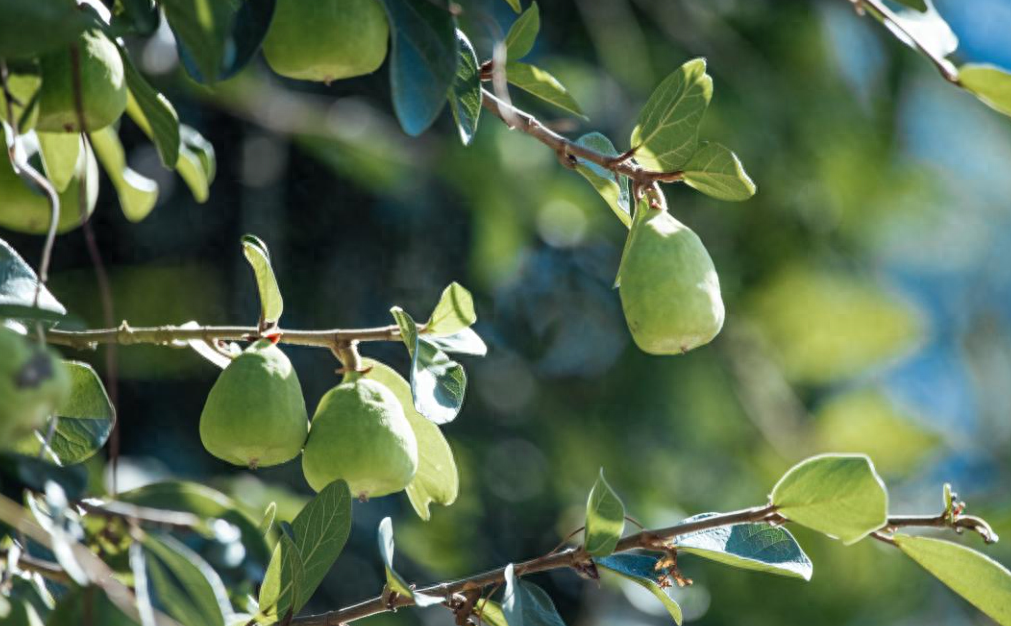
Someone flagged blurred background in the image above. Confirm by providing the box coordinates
[5,0,1011,623]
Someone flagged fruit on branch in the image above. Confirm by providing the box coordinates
[262,0,389,83]
[301,376,418,498]
[0,135,98,234]
[36,29,126,133]
[617,196,725,354]
[0,327,71,442]
[199,340,308,469]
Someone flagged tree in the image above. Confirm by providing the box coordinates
[1,0,1010,625]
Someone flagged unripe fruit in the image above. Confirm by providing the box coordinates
[0,327,71,443]
[199,340,308,469]
[617,202,725,354]
[302,377,418,499]
[262,0,389,83]
[36,29,127,133]
[0,135,98,234]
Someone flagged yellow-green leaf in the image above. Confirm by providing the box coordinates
[630,58,711,171]
[959,64,1011,118]
[240,234,283,325]
[89,127,159,222]
[682,142,755,201]
[506,61,586,119]
[584,468,624,557]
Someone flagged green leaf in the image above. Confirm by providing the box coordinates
[121,44,180,167]
[17,361,114,464]
[475,599,509,626]
[506,62,586,119]
[426,282,477,336]
[47,587,137,626]
[505,2,539,60]
[573,132,631,227]
[258,479,352,620]
[37,132,80,192]
[380,0,458,136]
[877,1,957,61]
[377,517,442,606]
[584,468,624,557]
[674,513,812,580]
[771,454,888,545]
[630,58,712,171]
[959,64,1011,118]
[681,142,755,201]
[0,237,66,319]
[0,0,95,58]
[391,306,467,424]
[361,359,459,521]
[594,555,682,624]
[501,0,522,13]
[240,234,284,325]
[262,532,305,623]
[89,126,159,222]
[142,532,233,626]
[895,534,1011,624]
[449,30,482,146]
[420,327,488,356]
[502,564,566,626]
[176,124,216,203]
[160,0,233,83]
[893,0,927,10]
[0,452,87,501]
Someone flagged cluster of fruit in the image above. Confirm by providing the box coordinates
[199,339,420,500]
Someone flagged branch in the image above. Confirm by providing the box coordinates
[46,322,406,351]
[852,0,960,84]
[479,88,684,188]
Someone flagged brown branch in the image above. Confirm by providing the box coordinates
[0,549,72,584]
[479,88,684,186]
[46,322,406,351]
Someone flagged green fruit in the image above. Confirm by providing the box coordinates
[302,377,418,498]
[199,340,308,469]
[617,201,725,354]
[36,29,126,133]
[262,0,389,83]
[0,134,98,234]
[0,61,41,131]
[0,327,71,443]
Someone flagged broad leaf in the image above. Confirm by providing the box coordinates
[681,142,755,201]
[506,62,586,119]
[505,2,539,60]
[176,125,216,203]
[37,132,80,192]
[377,517,442,606]
[674,514,812,580]
[475,599,509,626]
[142,533,233,626]
[380,0,458,136]
[164,0,275,83]
[0,0,94,58]
[595,555,682,624]
[771,454,888,545]
[878,1,957,62]
[959,64,1011,118]
[89,127,159,222]
[361,359,459,521]
[426,282,477,336]
[449,30,482,146]
[584,469,624,557]
[241,234,284,325]
[501,0,521,13]
[573,132,631,227]
[420,327,487,356]
[391,306,467,424]
[502,564,566,626]
[258,479,352,620]
[0,237,66,319]
[47,586,139,626]
[630,58,711,171]
[17,361,114,464]
[894,534,1011,624]
[121,46,180,167]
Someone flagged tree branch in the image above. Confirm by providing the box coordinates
[479,88,684,188]
[46,322,406,351]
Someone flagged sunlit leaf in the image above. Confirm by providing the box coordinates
[771,454,888,545]
[37,132,79,192]
[895,534,1011,625]
[595,555,682,624]
[377,517,442,606]
[505,2,539,60]
[361,359,459,521]
[584,468,624,557]
[420,327,487,356]
[176,125,216,203]
[391,306,467,424]
[0,237,66,319]
[506,62,586,119]
[142,532,233,626]
[449,30,482,146]
[674,513,812,580]
[240,234,284,325]
[681,142,755,201]
[121,46,180,167]
[573,132,631,227]
[959,64,1011,118]
[630,58,711,172]
[89,126,159,222]
[502,563,566,626]
[426,282,477,336]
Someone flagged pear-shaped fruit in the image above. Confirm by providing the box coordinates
[199,340,308,469]
[302,377,418,498]
[36,29,127,133]
[617,200,725,354]
[262,0,389,83]
[0,134,98,234]
[0,327,71,444]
